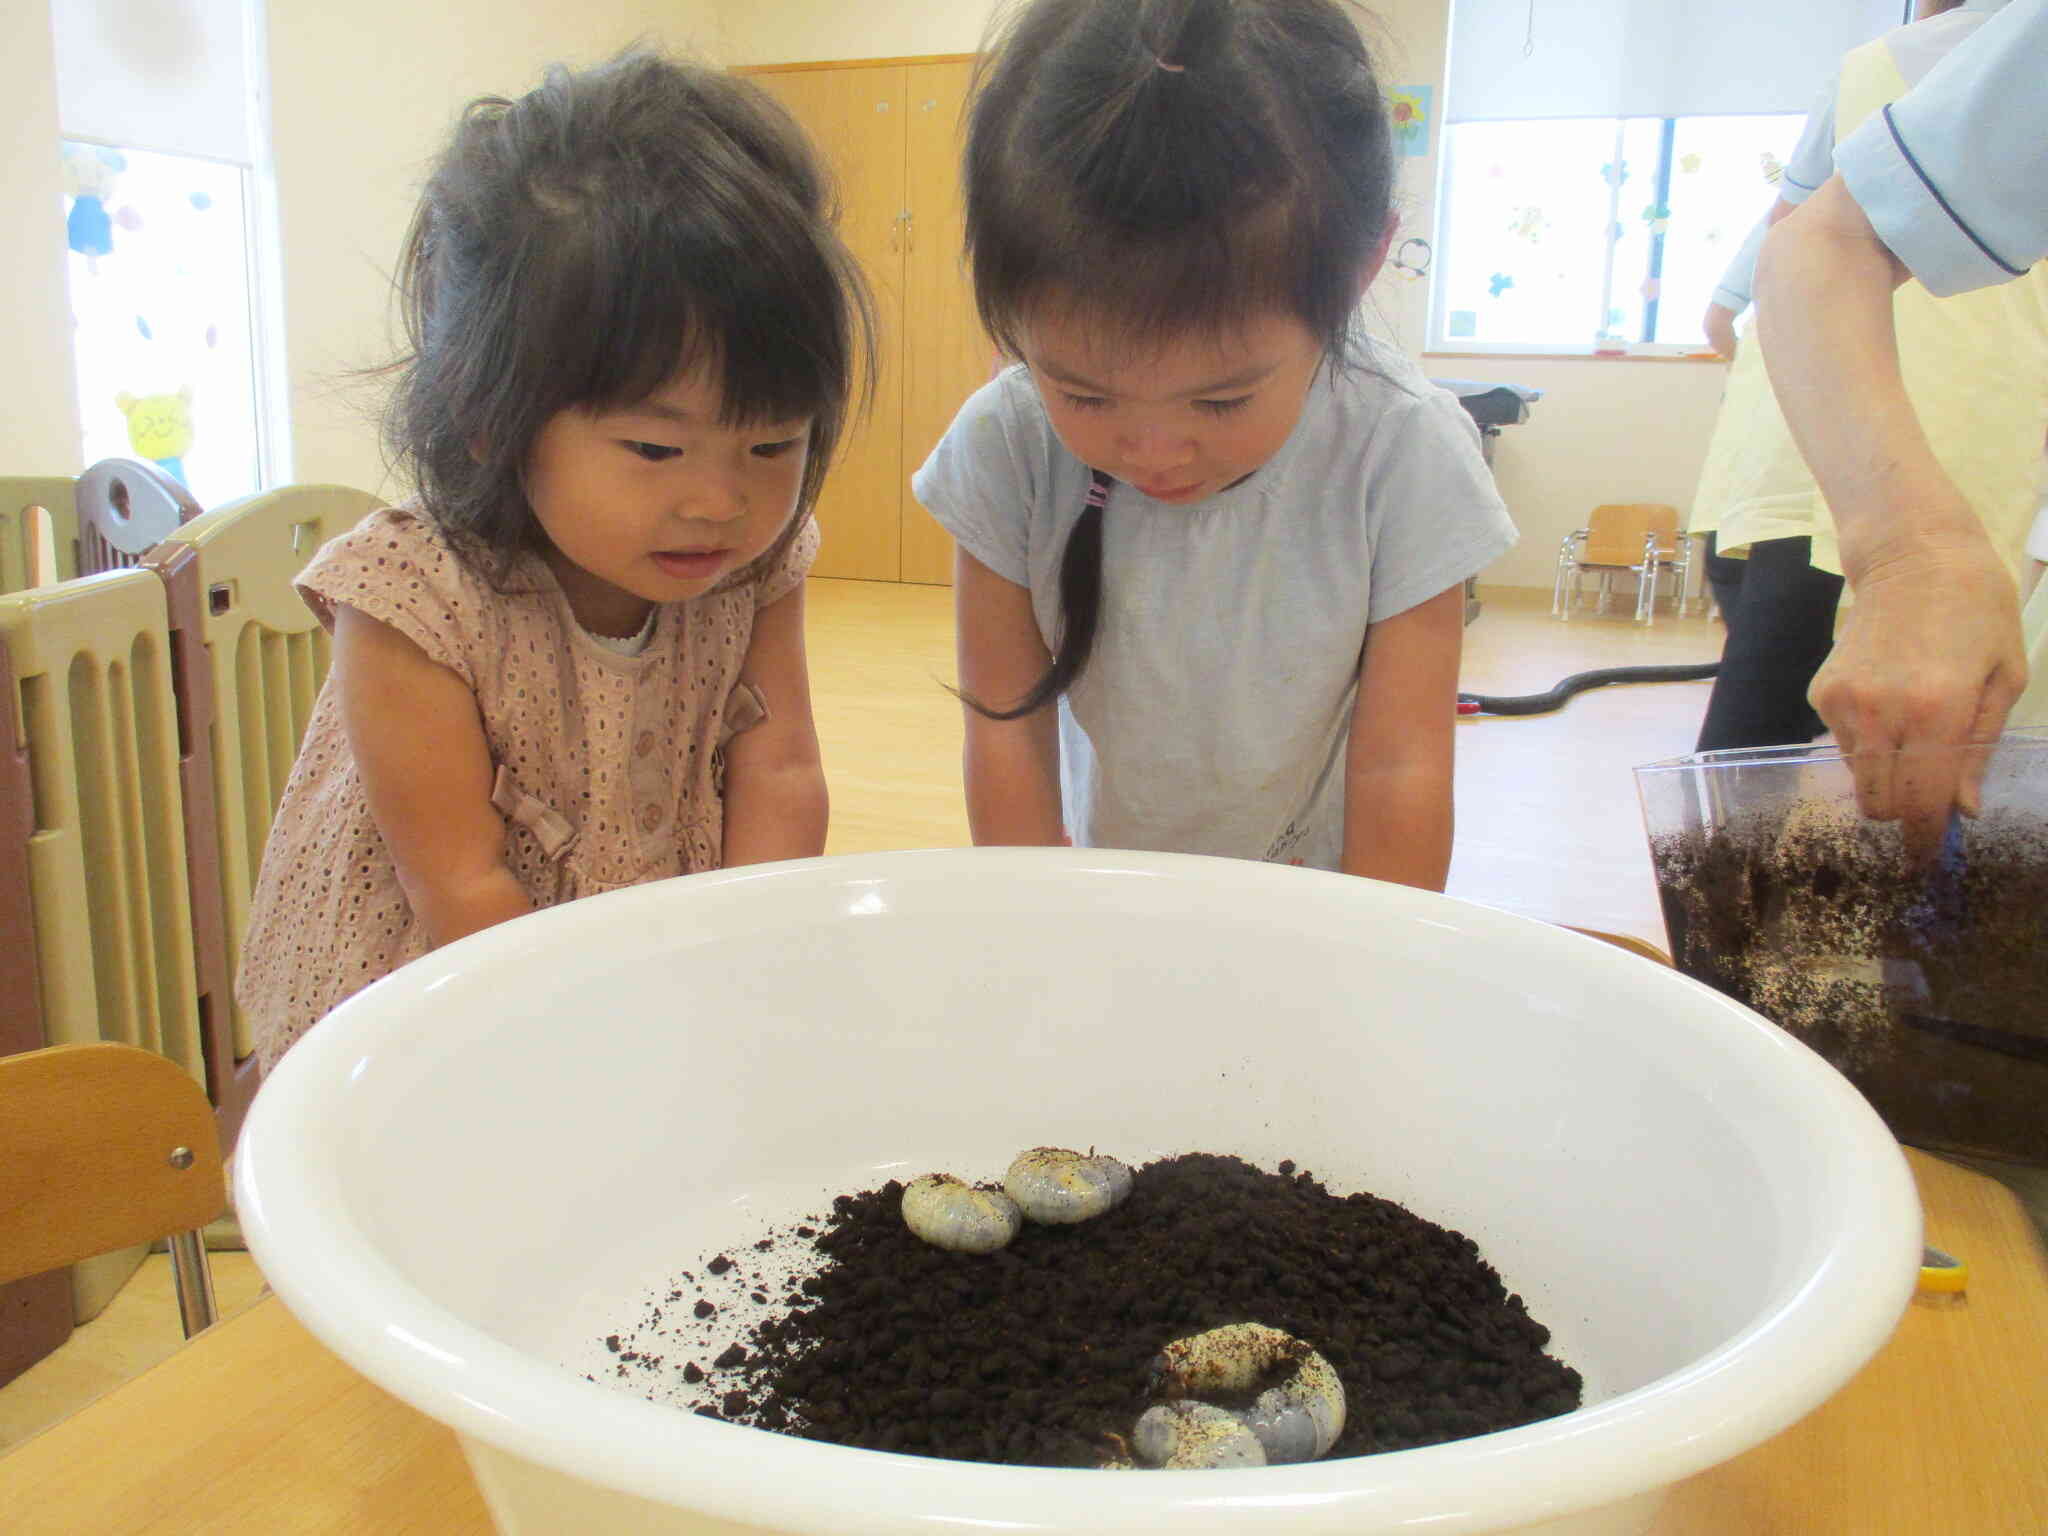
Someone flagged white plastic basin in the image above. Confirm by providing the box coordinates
[236,849,1919,1535]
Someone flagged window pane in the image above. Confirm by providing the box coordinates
[1608,118,1669,344]
[1437,120,1624,348]
[1650,114,1807,345]
[61,142,263,506]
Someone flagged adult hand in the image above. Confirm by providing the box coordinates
[1807,533,2025,842]
[1702,302,1740,361]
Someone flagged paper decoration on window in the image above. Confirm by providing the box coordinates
[1488,272,1515,298]
[1679,152,1703,174]
[1641,277,1662,301]
[1449,310,1478,338]
[62,145,124,271]
[1761,151,1784,185]
[1641,203,1671,235]
[115,386,195,485]
[1507,205,1549,243]
[1390,85,1433,157]
[1601,160,1629,188]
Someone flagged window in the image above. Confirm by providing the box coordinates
[61,142,267,505]
[1434,0,1906,353]
[1433,113,1804,352]
[50,0,285,502]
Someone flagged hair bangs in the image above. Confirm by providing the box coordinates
[983,191,1321,359]
[381,50,873,576]
[527,195,853,437]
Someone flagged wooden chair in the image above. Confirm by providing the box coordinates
[0,1043,223,1338]
[1553,503,1689,624]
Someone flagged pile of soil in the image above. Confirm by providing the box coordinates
[1651,804,2048,1164]
[599,1153,1582,1468]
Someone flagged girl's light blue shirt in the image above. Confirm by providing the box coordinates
[912,340,1515,869]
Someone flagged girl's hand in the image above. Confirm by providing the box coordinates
[720,583,828,866]
[955,549,1064,845]
[333,604,532,946]
[1341,583,1464,891]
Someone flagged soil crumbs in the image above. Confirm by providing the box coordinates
[598,1153,1582,1468]
[1650,804,2048,1164]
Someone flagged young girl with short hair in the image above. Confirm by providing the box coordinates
[914,0,1516,886]
[239,50,871,1069]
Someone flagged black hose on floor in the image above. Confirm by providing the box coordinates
[1457,662,1720,716]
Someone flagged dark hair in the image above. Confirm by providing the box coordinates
[961,0,1394,718]
[384,48,873,579]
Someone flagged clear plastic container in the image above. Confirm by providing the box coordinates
[1636,729,2048,1165]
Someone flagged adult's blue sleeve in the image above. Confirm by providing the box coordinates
[1711,215,1771,314]
[1835,0,2048,297]
[1777,81,1840,204]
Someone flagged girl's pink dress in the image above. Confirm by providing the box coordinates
[236,504,817,1070]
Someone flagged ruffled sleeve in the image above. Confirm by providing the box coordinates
[293,505,501,686]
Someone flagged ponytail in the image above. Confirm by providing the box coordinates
[960,0,1398,713]
[963,471,1110,719]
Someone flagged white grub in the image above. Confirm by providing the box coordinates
[1152,1323,1346,1464]
[1002,1147,1133,1225]
[1131,1402,1269,1469]
[899,1173,1021,1254]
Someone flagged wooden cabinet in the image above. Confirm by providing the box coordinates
[747,57,993,585]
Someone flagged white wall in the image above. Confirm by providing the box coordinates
[267,0,731,498]
[1479,357,1727,589]
[1,5,83,477]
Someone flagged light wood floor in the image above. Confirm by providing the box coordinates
[0,576,1726,1452]
[806,574,1725,946]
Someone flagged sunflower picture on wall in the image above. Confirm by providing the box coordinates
[1390,85,1432,157]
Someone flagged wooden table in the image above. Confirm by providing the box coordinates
[4,1150,2044,1534]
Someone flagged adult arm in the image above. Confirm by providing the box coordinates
[334,603,532,947]
[1756,174,2024,830]
[1340,583,1464,891]
[720,582,829,865]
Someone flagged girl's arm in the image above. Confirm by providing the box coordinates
[955,549,1064,845]
[333,604,531,946]
[720,583,829,866]
[1340,583,1465,891]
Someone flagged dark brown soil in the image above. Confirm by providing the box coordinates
[1651,805,2048,1164]
[599,1153,1582,1468]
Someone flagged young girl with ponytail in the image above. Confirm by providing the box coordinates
[914,0,1515,886]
